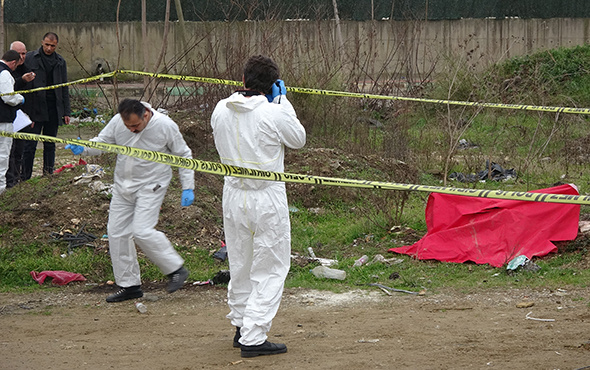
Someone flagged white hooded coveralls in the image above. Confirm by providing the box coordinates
[211,92,306,346]
[83,103,194,287]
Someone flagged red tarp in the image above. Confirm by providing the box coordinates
[389,184,580,267]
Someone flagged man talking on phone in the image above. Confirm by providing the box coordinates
[211,55,306,358]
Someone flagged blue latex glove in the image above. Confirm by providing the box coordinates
[65,138,85,155]
[265,79,286,102]
[181,189,194,207]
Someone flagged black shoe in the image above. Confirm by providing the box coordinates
[233,327,241,348]
[241,341,287,358]
[167,266,189,293]
[106,286,143,303]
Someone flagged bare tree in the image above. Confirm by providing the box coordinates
[331,0,344,62]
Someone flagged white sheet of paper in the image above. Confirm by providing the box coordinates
[13,109,32,132]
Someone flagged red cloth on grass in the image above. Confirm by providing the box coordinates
[389,184,580,267]
[54,158,87,174]
[30,271,87,285]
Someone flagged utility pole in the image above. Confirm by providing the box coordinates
[0,0,5,52]
[174,0,188,57]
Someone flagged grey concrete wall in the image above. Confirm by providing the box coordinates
[7,18,590,81]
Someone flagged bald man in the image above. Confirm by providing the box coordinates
[5,41,35,189]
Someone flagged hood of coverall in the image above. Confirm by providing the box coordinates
[224,92,267,113]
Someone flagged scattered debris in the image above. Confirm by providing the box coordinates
[211,270,230,285]
[458,138,479,150]
[192,280,212,286]
[507,255,541,273]
[88,180,111,193]
[290,253,338,267]
[525,311,555,322]
[352,255,369,267]
[516,301,535,308]
[357,338,380,343]
[579,221,590,234]
[311,265,346,280]
[30,270,86,285]
[449,160,516,183]
[54,158,88,174]
[367,283,423,295]
[388,272,400,280]
[73,164,105,185]
[49,223,98,254]
[213,241,228,262]
[367,254,404,266]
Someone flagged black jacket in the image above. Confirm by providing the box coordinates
[13,63,31,91]
[0,62,19,122]
[21,47,70,123]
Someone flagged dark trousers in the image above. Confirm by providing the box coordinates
[6,137,26,187]
[22,106,60,179]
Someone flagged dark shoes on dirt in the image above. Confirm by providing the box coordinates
[167,266,189,293]
[240,340,287,358]
[106,285,143,303]
[105,266,188,302]
[233,327,241,348]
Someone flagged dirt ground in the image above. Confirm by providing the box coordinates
[1,284,589,370]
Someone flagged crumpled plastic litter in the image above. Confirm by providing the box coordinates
[30,270,87,285]
[211,270,230,285]
[73,164,105,185]
[213,241,228,261]
[449,160,516,183]
[507,255,541,272]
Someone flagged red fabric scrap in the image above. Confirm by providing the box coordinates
[54,158,88,174]
[389,184,580,267]
[30,270,87,285]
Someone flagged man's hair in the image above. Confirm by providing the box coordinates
[2,49,21,62]
[118,98,146,120]
[243,55,280,95]
[43,32,59,42]
[10,41,25,50]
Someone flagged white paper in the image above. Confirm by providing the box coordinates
[13,109,32,132]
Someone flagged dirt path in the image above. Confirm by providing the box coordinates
[1,285,589,370]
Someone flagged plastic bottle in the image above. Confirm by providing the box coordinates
[353,255,369,267]
[311,265,346,280]
[135,302,147,313]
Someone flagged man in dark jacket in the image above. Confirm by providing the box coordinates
[6,41,35,188]
[21,32,70,178]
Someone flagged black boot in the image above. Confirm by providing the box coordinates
[233,327,241,348]
[167,266,189,293]
[241,341,287,358]
[106,285,143,303]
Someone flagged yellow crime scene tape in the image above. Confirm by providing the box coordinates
[5,69,589,115]
[1,131,588,206]
[117,70,590,115]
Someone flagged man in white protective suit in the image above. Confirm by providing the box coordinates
[0,50,25,194]
[211,55,306,358]
[65,98,195,302]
